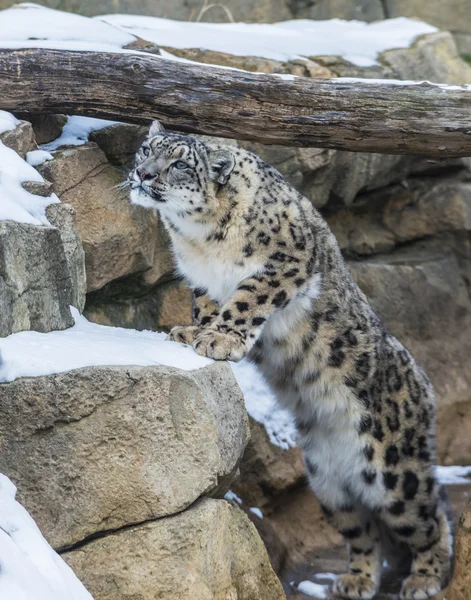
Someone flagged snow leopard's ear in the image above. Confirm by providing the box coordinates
[209,149,235,185]
[148,120,166,137]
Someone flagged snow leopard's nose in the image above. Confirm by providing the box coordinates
[136,168,154,181]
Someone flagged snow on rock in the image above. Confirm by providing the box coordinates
[297,580,329,598]
[0,473,93,600]
[436,466,471,485]
[224,490,243,505]
[98,14,438,67]
[0,307,212,382]
[26,150,53,167]
[0,3,135,51]
[230,359,297,449]
[0,113,59,225]
[249,507,263,519]
[0,110,20,135]
[42,116,120,151]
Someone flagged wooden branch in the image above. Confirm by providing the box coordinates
[1,48,471,157]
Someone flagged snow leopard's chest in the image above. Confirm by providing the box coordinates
[173,240,262,305]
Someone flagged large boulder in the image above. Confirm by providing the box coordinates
[0,120,36,158]
[0,217,82,337]
[63,498,286,600]
[38,143,165,292]
[0,363,249,549]
[84,278,192,332]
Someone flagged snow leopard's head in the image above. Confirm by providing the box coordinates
[129,121,235,217]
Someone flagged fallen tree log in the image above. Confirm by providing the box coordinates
[1,47,471,157]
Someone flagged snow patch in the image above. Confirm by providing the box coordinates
[436,466,471,485]
[0,307,212,383]
[42,116,120,151]
[297,580,329,598]
[26,150,53,167]
[0,117,59,225]
[224,490,242,505]
[0,110,20,135]
[0,473,93,600]
[249,507,263,519]
[0,3,135,51]
[314,573,338,582]
[229,359,297,449]
[98,14,438,67]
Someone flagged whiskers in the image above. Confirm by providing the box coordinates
[108,180,132,192]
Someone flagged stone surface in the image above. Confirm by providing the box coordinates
[63,498,286,600]
[0,364,249,549]
[15,113,67,145]
[46,202,87,313]
[38,142,161,292]
[380,31,471,85]
[0,220,77,337]
[292,0,384,21]
[443,500,471,600]
[0,120,36,158]
[84,278,191,332]
[327,178,471,257]
[89,123,148,167]
[386,0,471,34]
[232,418,305,510]
[163,47,333,78]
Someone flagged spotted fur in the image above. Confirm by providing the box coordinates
[129,122,452,600]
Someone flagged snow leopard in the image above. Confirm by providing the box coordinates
[129,121,452,600]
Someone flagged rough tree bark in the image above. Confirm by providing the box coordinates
[1,48,471,157]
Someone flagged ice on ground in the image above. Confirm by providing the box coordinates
[436,465,471,485]
[98,14,437,67]
[297,580,329,598]
[0,307,212,383]
[0,110,20,135]
[249,507,263,519]
[0,3,135,51]
[0,473,93,600]
[26,150,53,167]
[224,490,242,505]
[0,115,59,225]
[42,116,120,151]
[230,359,297,449]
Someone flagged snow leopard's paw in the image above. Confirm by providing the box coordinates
[333,573,378,600]
[400,574,441,600]
[193,329,247,361]
[168,325,202,345]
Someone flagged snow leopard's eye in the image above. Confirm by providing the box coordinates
[173,160,188,170]
[141,146,150,157]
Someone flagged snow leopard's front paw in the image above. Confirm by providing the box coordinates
[168,325,202,345]
[399,574,441,600]
[333,573,378,600]
[193,329,247,361]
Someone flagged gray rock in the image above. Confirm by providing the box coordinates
[89,123,148,167]
[292,0,384,21]
[63,498,286,600]
[0,220,75,337]
[0,120,36,158]
[15,113,67,145]
[38,143,164,292]
[0,364,249,548]
[46,203,87,313]
[385,0,471,33]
